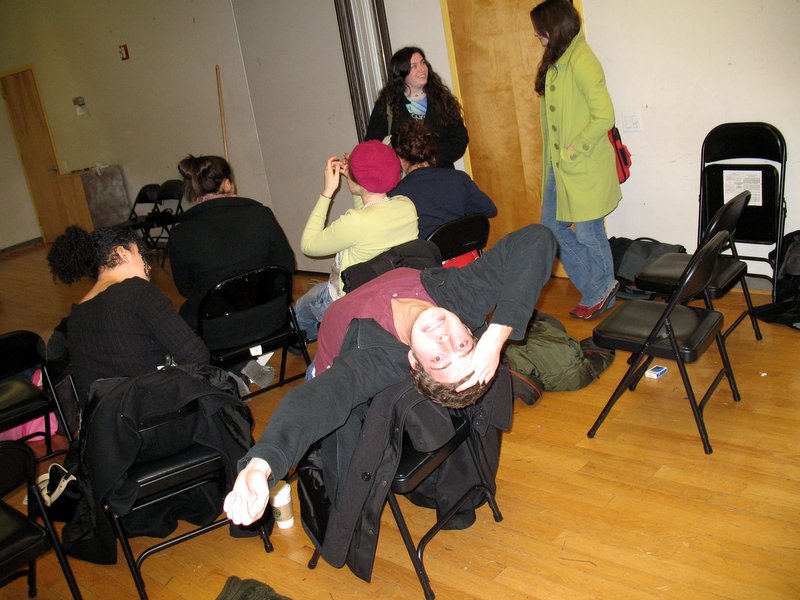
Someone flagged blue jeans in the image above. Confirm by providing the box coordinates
[542,168,615,307]
[294,281,334,341]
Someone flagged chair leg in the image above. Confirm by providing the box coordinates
[307,548,321,569]
[27,560,37,598]
[734,276,763,341]
[42,367,76,445]
[259,520,274,553]
[465,435,502,522]
[714,332,741,402]
[672,355,713,455]
[108,511,149,600]
[587,352,648,439]
[35,492,82,599]
[277,346,289,386]
[628,355,654,392]
[387,492,436,600]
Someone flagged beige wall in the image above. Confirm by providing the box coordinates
[2,0,798,269]
[233,0,357,273]
[585,0,799,274]
[0,0,268,249]
[0,89,41,244]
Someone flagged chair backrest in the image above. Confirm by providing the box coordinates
[702,122,786,164]
[701,190,751,244]
[197,265,293,351]
[675,231,729,305]
[127,183,162,222]
[427,214,490,262]
[157,179,183,202]
[699,122,786,246]
[158,179,185,214]
[699,122,787,301]
[134,184,161,207]
[0,440,32,497]
[0,330,44,379]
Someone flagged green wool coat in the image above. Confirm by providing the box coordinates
[539,30,621,222]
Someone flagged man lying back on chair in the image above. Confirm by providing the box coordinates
[224,224,557,526]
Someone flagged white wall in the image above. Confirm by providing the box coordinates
[233,0,358,273]
[0,0,268,249]
[392,0,798,276]
[0,96,41,245]
[2,0,797,270]
[582,0,799,273]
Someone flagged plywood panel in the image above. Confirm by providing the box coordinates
[446,0,544,248]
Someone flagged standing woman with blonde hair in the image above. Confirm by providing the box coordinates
[532,0,621,320]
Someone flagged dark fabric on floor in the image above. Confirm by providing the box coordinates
[215,576,293,600]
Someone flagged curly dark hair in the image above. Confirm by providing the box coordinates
[409,354,491,409]
[392,121,438,167]
[376,46,463,129]
[47,225,142,284]
[178,154,234,203]
[530,0,581,96]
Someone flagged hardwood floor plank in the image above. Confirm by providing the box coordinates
[1,246,799,599]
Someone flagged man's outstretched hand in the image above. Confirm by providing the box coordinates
[223,457,272,526]
[456,323,512,392]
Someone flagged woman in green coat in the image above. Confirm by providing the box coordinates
[531,0,622,320]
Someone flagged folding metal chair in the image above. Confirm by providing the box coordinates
[198,265,311,398]
[589,232,739,454]
[427,214,490,266]
[636,191,762,341]
[699,122,787,301]
[0,330,76,461]
[0,441,82,599]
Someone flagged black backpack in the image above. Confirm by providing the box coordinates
[755,230,800,329]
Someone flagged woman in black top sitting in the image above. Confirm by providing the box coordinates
[365,46,469,169]
[47,225,210,402]
[169,155,296,330]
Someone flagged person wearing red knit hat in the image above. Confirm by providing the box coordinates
[294,141,419,344]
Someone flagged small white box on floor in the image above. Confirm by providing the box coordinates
[645,365,668,379]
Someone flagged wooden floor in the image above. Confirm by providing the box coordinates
[1,243,799,600]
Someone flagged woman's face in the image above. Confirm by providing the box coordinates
[533,28,549,47]
[404,52,429,92]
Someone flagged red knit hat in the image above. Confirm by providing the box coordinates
[348,141,402,194]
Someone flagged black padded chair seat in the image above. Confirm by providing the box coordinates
[706,256,748,297]
[0,380,51,427]
[636,253,748,298]
[0,504,50,569]
[393,413,470,494]
[588,231,739,454]
[126,445,224,500]
[594,301,723,363]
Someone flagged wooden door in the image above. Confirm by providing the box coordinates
[445,0,545,248]
[1,68,92,242]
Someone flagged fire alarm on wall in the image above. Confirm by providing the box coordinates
[119,44,130,60]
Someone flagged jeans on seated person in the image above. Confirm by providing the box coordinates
[294,281,335,342]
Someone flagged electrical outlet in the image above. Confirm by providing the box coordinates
[622,112,642,132]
